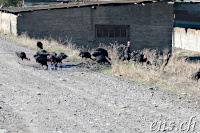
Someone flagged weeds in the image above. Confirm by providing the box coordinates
[102,44,200,96]
[1,32,200,97]
[0,32,81,61]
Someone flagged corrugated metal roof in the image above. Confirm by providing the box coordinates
[0,0,160,13]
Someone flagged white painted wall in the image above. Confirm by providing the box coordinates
[173,27,200,52]
[0,12,17,36]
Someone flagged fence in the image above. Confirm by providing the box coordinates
[173,27,200,52]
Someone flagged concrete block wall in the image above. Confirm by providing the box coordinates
[17,7,92,46]
[0,12,17,36]
[92,3,174,52]
[129,3,173,52]
[173,27,200,52]
[174,3,200,15]
[15,2,173,52]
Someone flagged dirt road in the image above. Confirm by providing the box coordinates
[0,37,200,133]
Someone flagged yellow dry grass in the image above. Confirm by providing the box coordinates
[1,32,200,97]
[100,43,200,98]
[1,32,81,61]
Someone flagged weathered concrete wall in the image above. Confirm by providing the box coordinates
[174,3,200,28]
[16,2,173,52]
[17,7,92,45]
[173,3,200,52]
[90,3,174,52]
[174,3,200,14]
[0,12,17,36]
[173,27,200,52]
[125,3,173,52]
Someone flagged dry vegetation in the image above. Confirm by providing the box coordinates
[104,44,200,98]
[1,32,200,98]
[2,32,81,61]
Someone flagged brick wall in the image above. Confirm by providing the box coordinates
[6,2,174,52]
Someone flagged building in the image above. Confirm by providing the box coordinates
[173,2,200,52]
[174,2,200,30]
[0,1,174,52]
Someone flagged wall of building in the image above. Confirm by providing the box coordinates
[17,7,93,46]
[0,12,17,36]
[174,3,200,14]
[173,27,200,52]
[16,2,173,52]
[173,3,200,52]
[174,3,200,29]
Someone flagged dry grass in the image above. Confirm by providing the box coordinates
[173,47,200,57]
[1,32,200,97]
[1,32,81,61]
[100,44,200,97]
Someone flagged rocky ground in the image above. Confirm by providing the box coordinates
[0,37,200,133]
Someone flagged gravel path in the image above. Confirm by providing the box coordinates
[0,37,200,133]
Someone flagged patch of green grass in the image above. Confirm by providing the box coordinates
[48,49,68,54]
[123,62,133,68]
[99,66,112,74]
[49,48,68,53]
[68,57,82,62]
